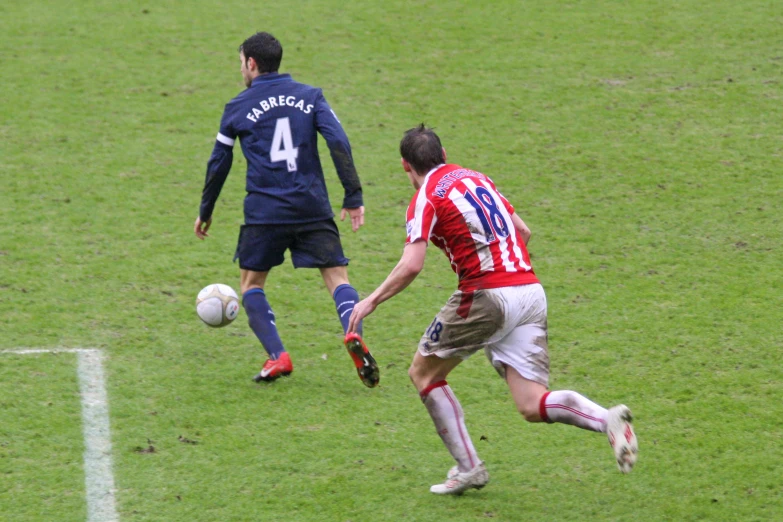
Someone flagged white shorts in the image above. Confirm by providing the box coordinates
[418,283,550,387]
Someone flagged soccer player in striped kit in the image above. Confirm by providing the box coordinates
[348,125,638,494]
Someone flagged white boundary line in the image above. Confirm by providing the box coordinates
[2,348,119,522]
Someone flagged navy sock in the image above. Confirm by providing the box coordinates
[242,289,286,360]
[333,284,361,336]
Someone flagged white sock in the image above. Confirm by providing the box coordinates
[420,381,479,472]
[541,390,608,432]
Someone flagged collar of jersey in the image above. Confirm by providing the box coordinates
[251,73,292,86]
[422,163,447,185]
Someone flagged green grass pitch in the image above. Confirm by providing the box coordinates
[2,1,782,520]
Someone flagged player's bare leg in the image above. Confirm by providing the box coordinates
[409,352,488,494]
[319,266,349,296]
[505,365,638,472]
[240,268,268,294]
[241,269,292,382]
[408,350,463,394]
[320,266,379,387]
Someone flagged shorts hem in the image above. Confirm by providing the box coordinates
[417,345,476,360]
[237,261,279,272]
[292,260,350,269]
[490,356,549,387]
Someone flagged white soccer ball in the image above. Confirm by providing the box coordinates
[196,284,240,327]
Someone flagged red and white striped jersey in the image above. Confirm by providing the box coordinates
[405,164,539,292]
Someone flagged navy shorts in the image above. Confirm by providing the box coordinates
[235,219,349,272]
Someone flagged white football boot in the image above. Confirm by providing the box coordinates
[606,405,638,473]
[430,462,489,495]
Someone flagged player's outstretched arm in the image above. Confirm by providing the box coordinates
[340,206,365,232]
[511,212,531,245]
[347,240,427,332]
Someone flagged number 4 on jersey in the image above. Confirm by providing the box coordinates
[270,117,298,172]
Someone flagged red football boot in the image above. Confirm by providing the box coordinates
[344,333,379,388]
[252,352,293,382]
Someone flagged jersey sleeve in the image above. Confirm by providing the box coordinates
[199,104,236,221]
[216,104,237,147]
[313,90,363,209]
[405,189,437,244]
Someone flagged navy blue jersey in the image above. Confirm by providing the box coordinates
[199,73,362,224]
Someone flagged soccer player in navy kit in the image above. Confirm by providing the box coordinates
[194,32,378,387]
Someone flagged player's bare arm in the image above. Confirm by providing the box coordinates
[340,205,365,232]
[511,212,531,245]
[347,240,427,332]
[194,216,212,240]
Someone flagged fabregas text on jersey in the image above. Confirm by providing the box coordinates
[246,95,314,123]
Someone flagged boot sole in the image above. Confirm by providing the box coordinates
[252,371,292,383]
[346,339,380,388]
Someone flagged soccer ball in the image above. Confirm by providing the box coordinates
[196,284,240,327]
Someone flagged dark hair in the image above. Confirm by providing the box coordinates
[400,124,445,174]
[238,32,283,73]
